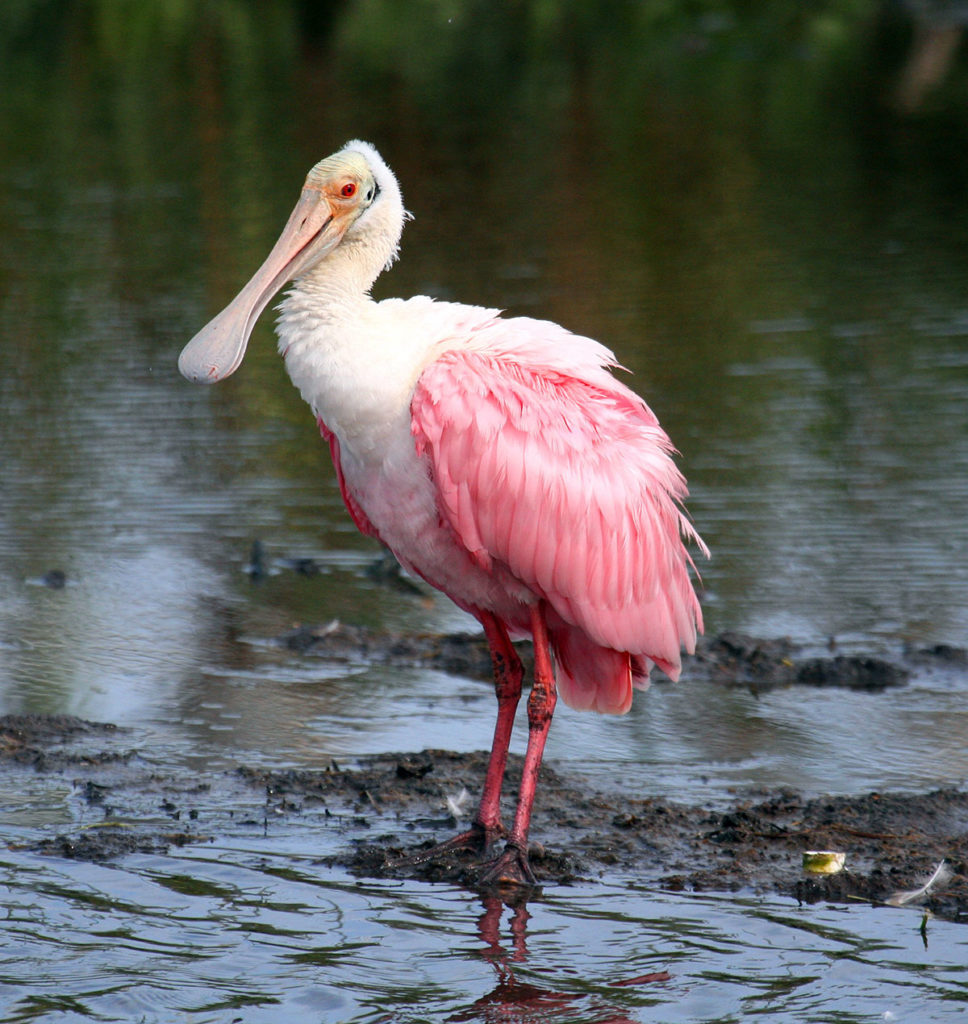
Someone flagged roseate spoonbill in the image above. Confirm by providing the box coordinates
[179,141,707,886]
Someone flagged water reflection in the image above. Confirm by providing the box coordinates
[457,894,650,1024]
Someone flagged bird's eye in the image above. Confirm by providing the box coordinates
[341,182,357,198]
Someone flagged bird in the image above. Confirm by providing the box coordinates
[179,140,707,886]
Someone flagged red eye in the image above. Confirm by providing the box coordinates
[340,182,357,198]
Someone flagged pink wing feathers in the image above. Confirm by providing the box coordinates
[411,319,706,715]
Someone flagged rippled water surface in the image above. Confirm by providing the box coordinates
[2,4,968,1021]
[5,838,968,1023]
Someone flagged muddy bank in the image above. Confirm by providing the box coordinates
[4,687,967,923]
[277,623,929,692]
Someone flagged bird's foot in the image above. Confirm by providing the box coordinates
[390,821,503,868]
[479,840,539,889]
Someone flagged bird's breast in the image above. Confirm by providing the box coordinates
[281,334,417,462]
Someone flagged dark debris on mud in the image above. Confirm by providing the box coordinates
[4,630,968,921]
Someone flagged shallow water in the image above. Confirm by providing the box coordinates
[2,3,968,1021]
[5,842,968,1024]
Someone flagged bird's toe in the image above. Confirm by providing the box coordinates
[390,821,502,868]
[479,841,539,889]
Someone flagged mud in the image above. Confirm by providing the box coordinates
[4,630,968,922]
[276,624,915,692]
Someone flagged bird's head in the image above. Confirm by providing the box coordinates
[178,140,404,383]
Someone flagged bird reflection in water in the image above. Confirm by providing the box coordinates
[446,892,667,1024]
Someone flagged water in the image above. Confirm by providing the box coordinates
[2,3,968,1020]
[4,843,968,1023]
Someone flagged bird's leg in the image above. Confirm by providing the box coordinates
[391,612,522,866]
[471,612,524,850]
[481,604,557,888]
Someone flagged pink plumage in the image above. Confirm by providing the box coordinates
[179,140,707,886]
[411,323,706,713]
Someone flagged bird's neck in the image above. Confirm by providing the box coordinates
[276,276,371,375]
[292,238,382,315]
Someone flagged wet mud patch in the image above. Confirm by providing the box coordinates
[32,825,198,861]
[0,714,136,773]
[5,712,968,922]
[304,753,968,923]
[276,625,925,692]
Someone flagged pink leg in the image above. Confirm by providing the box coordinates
[482,604,557,886]
[473,612,524,843]
[392,611,522,865]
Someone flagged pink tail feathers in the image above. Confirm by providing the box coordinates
[548,619,681,715]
